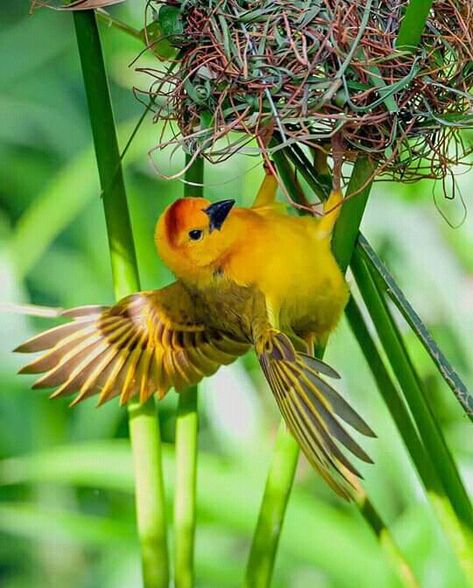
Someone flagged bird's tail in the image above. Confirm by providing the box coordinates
[257,330,375,499]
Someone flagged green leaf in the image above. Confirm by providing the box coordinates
[145,21,177,61]
[158,5,183,39]
[396,0,434,50]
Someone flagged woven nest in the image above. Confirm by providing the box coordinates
[145,0,473,183]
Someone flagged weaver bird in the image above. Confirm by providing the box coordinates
[15,172,374,498]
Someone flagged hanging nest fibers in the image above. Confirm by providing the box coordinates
[144,0,473,184]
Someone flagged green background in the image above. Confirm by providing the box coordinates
[0,2,472,587]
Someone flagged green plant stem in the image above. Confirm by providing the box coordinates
[244,421,300,588]
[129,401,170,588]
[96,9,144,42]
[356,496,419,588]
[332,156,375,272]
[174,153,204,588]
[72,11,169,588]
[73,13,139,297]
[174,388,199,588]
[351,251,473,583]
[357,235,473,421]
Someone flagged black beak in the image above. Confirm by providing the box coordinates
[203,199,235,232]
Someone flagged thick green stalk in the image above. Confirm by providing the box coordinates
[129,401,170,588]
[174,153,204,588]
[351,252,473,582]
[73,12,139,297]
[174,389,199,588]
[332,156,375,272]
[245,421,300,588]
[72,11,169,588]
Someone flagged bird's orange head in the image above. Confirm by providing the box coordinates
[155,197,238,285]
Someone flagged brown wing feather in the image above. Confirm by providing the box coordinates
[16,282,250,406]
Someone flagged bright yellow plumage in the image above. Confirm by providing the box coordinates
[223,201,349,342]
[15,171,374,499]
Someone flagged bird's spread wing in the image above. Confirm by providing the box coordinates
[15,282,250,406]
[258,330,375,499]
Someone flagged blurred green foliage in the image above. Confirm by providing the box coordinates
[0,2,472,587]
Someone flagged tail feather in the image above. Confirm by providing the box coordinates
[260,354,356,498]
[275,377,355,498]
[299,353,341,379]
[274,362,363,477]
[258,331,374,499]
[299,361,375,437]
[288,365,373,463]
[279,364,365,479]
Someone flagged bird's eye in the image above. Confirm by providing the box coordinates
[188,229,203,241]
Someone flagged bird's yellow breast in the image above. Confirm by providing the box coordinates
[223,206,348,336]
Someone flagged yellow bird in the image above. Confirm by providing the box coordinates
[15,172,374,498]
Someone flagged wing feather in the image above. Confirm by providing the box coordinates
[16,282,250,405]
